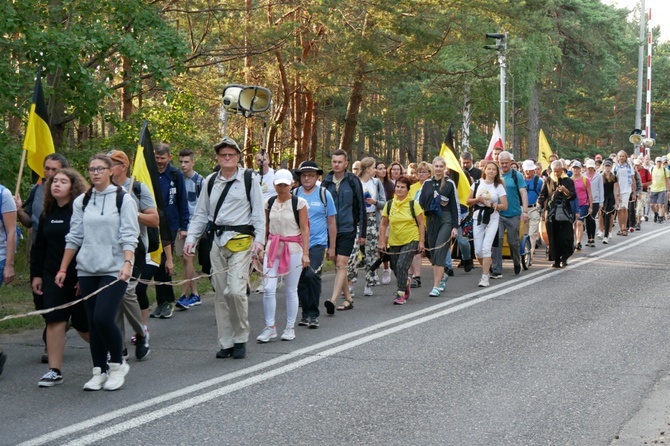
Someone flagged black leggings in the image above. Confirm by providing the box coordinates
[136,264,158,310]
[586,203,600,240]
[79,276,128,369]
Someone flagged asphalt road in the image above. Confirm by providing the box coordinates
[2,224,670,445]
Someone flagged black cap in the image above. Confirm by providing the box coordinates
[295,160,323,175]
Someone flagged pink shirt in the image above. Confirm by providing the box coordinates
[573,175,591,206]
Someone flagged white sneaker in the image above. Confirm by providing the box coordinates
[256,327,277,343]
[381,269,391,285]
[281,328,296,341]
[103,361,129,391]
[603,236,608,244]
[364,286,373,296]
[83,367,107,391]
[478,276,490,287]
[596,230,603,239]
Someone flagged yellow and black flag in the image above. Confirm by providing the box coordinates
[22,66,55,179]
[132,121,165,263]
[439,126,471,206]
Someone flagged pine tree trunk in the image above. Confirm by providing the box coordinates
[339,68,365,160]
[527,81,540,160]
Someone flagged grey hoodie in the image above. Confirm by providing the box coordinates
[65,184,139,277]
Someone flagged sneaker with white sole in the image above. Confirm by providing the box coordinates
[281,328,296,341]
[104,361,129,391]
[381,269,391,285]
[38,368,63,387]
[603,236,608,244]
[363,286,373,296]
[437,277,448,292]
[490,273,503,279]
[596,230,603,239]
[256,326,277,343]
[429,287,441,297]
[83,367,107,391]
[478,276,490,287]
[187,294,202,307]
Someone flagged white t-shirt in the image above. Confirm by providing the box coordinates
[0,186,17,262]
[361,178,378,213]
[473,181,507,206]
[260,168,277,201]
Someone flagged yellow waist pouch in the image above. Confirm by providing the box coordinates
[225,234,253,252]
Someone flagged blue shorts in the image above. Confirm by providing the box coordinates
[578,204,589,220]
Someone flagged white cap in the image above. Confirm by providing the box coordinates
[521,160,536,171]
[273,169,294,186]
[585,159,596,169]
[572,161,582,168]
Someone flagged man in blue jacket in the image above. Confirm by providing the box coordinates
[150,142,189,319]
[321,149,366,314]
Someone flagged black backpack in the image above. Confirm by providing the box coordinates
[267,195,301,227]
[130,182,160,252]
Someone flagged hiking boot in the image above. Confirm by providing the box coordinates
[159,302,174,319]
[233,343,246,359]
[83,367,107,391]
[104,361,129,391]
[216,347,234,359]
[256,327,277,343]
[38,369,63,387]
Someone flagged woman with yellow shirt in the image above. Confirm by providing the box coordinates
[379,176,425,305]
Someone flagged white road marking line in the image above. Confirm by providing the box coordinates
[18,226,670,446]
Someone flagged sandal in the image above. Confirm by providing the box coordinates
[324,300,335,315]
[336,298,354,311]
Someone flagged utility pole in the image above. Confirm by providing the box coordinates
[635,0,645,131]
[485,33,508,147]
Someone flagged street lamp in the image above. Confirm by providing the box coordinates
[484,32,508,146]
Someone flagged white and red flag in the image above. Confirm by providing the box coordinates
[484,121,504,160]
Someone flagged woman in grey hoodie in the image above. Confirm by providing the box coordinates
[56,154,139,391]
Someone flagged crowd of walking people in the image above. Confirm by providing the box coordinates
[1,139,667,390]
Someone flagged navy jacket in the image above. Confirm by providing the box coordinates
[322,171,367,238]
[158,164,189,233]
